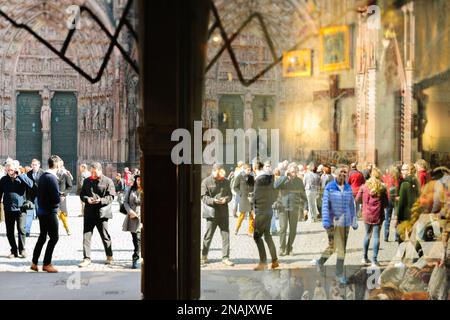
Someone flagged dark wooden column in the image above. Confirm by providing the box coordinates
[137,0,209,299]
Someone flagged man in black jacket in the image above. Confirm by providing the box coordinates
[79,162,116,267]
[274,163,307,256]
[0,160,34,258]
[25,159,45,237]
[253,160,279,271]
[31,155,62,273]
[201,163,234,267]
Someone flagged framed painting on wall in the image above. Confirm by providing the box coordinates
[282,49,312,77]
[319,25,351,72]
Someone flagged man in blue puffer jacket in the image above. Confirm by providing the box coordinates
[0,161,34,258]
[316,165,358,285]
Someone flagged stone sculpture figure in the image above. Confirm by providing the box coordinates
[92,103,99,130]
[79,108,86,132]
[3,105,13,130]
[40,103,51,131]
[106,107,113,131]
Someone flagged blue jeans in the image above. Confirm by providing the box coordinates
[25,199,38,235]
[25,210,36,234]
[384,201,394,240]
[363,223,381,262]
[271,211,278,232]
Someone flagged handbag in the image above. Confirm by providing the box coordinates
[94,184,113,219]
[201,201,215,219]
[99,203,113,219]
[119,190,130,215]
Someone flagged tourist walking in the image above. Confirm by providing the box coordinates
[316,165,358,285]
[31,155,62,273]
[25,159,44,237]
[79,162,116,267]
[123,175,142,269]
[252,160,279,271]
[0,160,34,258]
[356,167,388,266]
[201,164,234,267]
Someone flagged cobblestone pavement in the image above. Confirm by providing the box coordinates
[200,204,445,299]
[0,272,141,300]
[0,196,139,272]
[201,201,444,271]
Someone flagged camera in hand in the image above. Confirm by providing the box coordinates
[20,200,34,212]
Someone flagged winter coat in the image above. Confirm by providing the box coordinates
[80,175,116,218]
[26,169,45,201]
[417,169,430,190]
[253,172,277,216]
[201,175,232,219]
[123,187,142,233]
[397,175,420,222]
[274,175,307,212]
[0,174,34,213]
[322,179,356,229]
[348,170,365,197]
[356,184,388,225]
[36,172,60,216]
[232,172,253,213]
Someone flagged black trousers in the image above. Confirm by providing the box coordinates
[83,216,113,259]
[254,214,277,263]
[32,214,59,265]
[202,215,230,258]
[5,211,26,256]
[131,232,141,262]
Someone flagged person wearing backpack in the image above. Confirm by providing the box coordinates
[397,163,420,243]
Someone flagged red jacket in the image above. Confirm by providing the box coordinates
[383,175,401,201]
[356,185,388,225]
[417,169,429,189]
[124,172,132,186]
[348,170,365,196]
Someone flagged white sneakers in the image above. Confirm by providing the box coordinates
[78,258,91,268]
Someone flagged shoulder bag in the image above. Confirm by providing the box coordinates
[201,184,216,219]
[98,180,113,219]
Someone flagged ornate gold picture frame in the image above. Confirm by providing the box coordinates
[319,25,351,72]
[282,49,312,77]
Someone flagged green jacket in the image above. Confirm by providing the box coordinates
[397,176,420,222]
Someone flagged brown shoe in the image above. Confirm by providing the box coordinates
[105,256,113,265]
[253,262,268,271]
[30,263,38,272]
[271,259,280,269]
[42,264,58,273]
